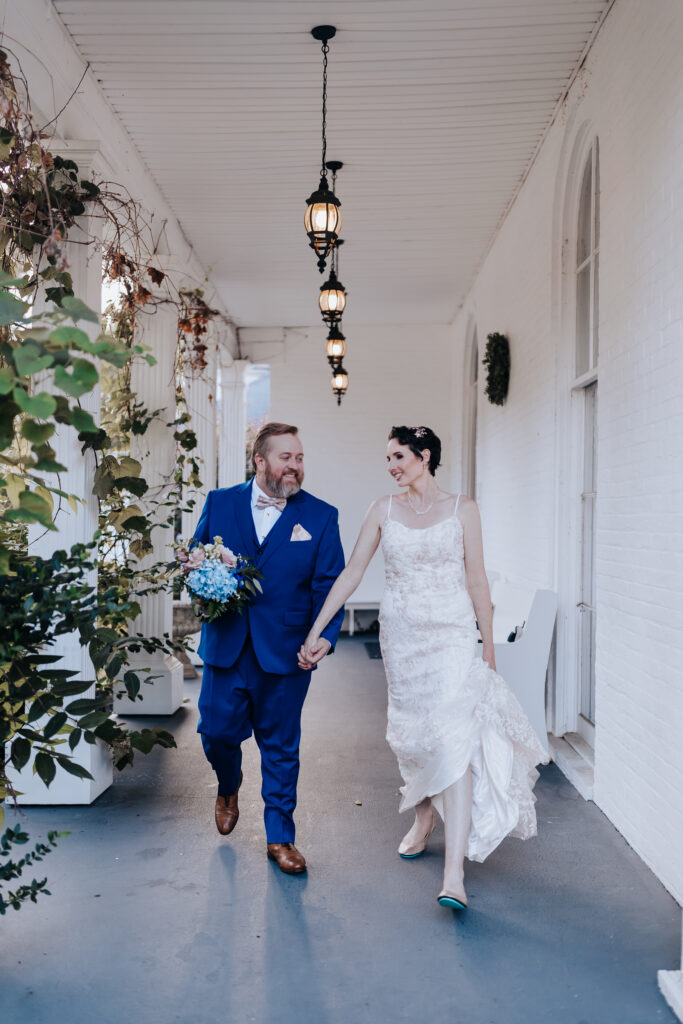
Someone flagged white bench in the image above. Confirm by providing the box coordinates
[474,580,558,754]
[344,603,380,636]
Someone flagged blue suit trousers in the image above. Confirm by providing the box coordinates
[199,638,311,844]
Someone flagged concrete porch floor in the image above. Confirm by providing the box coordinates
[1,637,680,1024]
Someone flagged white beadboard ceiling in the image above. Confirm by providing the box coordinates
[53,0,611,327]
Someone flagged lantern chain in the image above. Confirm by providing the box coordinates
[321,39,329,178]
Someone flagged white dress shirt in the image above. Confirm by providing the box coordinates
[251,478,286,544]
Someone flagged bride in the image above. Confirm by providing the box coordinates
[299,425,548,911]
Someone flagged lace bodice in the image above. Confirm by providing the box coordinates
[380,496,476,633]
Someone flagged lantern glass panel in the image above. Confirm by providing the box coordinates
[319,287,346,316]
[305,201,341,236]
[326,336,346,360]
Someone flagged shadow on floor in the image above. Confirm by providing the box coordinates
[0,637,679,1024]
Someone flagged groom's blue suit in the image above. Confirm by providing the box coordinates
[193,480,345,843]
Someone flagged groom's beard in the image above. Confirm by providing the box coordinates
[264,464,303,499]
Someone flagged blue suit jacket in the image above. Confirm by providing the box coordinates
[193,481,345,675]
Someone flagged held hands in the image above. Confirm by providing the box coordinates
[298,633,331,671]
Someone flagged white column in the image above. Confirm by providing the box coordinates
[218,355,249,489]
[659,913,683,1022]
[181,330,219,540]
[11,142,113,804]
[112,297,183,716]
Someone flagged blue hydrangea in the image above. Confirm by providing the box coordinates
[186,561,239,602]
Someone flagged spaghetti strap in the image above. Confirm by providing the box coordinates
[386,494,393,521]
[454,493,461,516]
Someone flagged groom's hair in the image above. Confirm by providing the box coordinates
[251,422,299,471]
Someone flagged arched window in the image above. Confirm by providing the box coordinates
[575,141,599,375]
[574,139,599,738]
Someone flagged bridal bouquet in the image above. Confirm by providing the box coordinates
[176,536,263,622]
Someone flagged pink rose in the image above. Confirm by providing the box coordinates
[220,547,237,568]
[187,548,206,570]
[177,548,189,564]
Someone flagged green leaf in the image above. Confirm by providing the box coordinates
[68,728,82,751]
[70,407,98,433]
[17,489,55,529]
[55,756,94,780]
[30,443,66,473]
[54,359,99,398]
[51,679,92,698]
[0,367,15,394]
[0,291,29,325]
[65,697,108,715]
[117,456,142,478]
[99,348,130,369]
[20,420,56,445]
[60,296,100,324]
[123,671,141,701]
[43,712,68,740]
[12,388,57,418]
[77,711,110,730]
[0,546,10,575]
[11,736,31,771]
[13,344,54,377]
[49,326,92,349]
[0,270,28,289]
[34,752,56,788]
[92,464,116,499]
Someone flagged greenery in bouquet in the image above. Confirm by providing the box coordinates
[177,536,263,622]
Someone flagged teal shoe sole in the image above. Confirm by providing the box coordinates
[437,895,467,910]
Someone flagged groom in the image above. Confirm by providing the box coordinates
[192,422,345,874]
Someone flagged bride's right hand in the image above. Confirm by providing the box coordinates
[297,632,319,670]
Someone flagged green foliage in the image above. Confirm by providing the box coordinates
[0,824,67,914]
[0,47,211,914]
[482,332,511,406]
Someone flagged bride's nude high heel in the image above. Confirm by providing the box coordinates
[398,813,436,858]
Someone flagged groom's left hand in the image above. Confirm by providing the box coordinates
[297,637,331,670]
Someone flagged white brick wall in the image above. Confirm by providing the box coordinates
[240,323,454,605]
[451,0,683,903]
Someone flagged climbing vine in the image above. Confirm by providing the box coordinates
[0,48,223,910]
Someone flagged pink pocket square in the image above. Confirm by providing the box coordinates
[290,523,312,541]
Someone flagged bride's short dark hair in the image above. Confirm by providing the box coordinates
[389,425,442,476]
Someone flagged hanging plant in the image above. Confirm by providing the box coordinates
[483,332,510,406]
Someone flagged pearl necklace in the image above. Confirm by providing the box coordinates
[407,489,439,516]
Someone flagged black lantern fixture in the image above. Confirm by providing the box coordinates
[331,363,349,406]
[305,26,341,273]
[318,161,347,322]
[326,324,347,368]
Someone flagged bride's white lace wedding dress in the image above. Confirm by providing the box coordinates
[379,495,548,863]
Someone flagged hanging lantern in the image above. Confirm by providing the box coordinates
[319,266,347,323]
[305,178,341,272]
[326,324,347,368]
[331,363,349,405]
[305,26,341,273]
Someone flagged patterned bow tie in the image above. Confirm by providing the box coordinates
[256,494,287,512]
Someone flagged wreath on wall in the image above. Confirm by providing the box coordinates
[483,332,510,406]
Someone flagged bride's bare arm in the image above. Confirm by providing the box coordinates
[459,497,497,672]
[298,498,386,668]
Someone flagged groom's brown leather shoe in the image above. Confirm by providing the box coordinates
[267,843,307,874]
[215,771,242,836]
